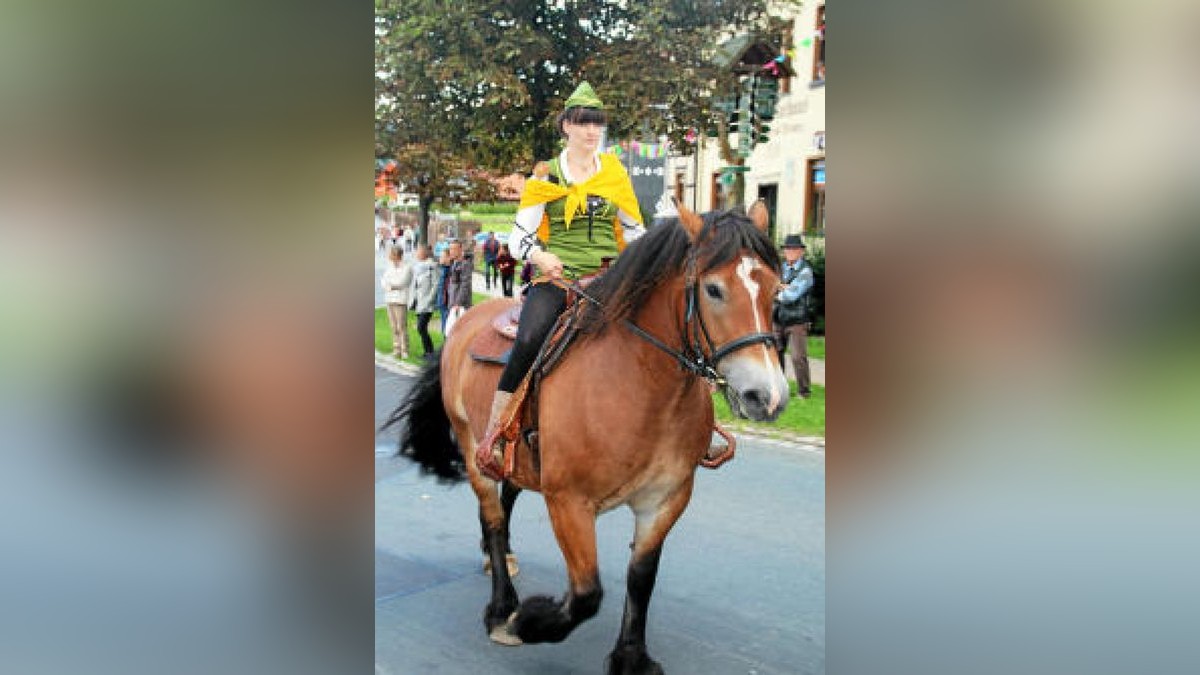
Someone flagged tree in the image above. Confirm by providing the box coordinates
[375,0,798,231]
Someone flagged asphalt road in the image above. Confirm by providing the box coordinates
[376,366,825,675]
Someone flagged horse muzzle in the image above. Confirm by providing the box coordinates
[720,356,789,422]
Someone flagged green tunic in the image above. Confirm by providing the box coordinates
[542,157,621,277]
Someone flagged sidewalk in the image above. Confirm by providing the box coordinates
[472,270,506,299]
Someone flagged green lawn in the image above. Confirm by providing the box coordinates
[458,212,514,234]
[713,382,824,438]
[808,335,825,360]
[375,293,495,365]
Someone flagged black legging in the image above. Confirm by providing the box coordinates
[497,283,567,392]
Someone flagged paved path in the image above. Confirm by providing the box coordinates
[375,367,825,674]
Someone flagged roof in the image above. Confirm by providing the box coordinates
[713,33,782,74]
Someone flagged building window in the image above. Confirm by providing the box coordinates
[811,6,825,85]
[806,159,825,233]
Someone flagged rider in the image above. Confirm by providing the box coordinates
[478,81,645,470]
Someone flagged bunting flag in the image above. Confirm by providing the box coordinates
[616,139,670,158]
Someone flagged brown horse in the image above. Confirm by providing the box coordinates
[389,202,788,675]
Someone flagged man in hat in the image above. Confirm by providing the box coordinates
[774,234,814,398]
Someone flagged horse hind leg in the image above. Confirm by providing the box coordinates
[464,460,520,641]
[606,483,695,675]
[494,495,602,646]
[481,481,521,578]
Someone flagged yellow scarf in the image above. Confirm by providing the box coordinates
[518,153,643,229]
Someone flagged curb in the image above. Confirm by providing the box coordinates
[374,352,825,453]
[375,352,420,376]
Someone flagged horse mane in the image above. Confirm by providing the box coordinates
[577,208,781,337]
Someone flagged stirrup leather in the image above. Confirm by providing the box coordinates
[474,379,531,481]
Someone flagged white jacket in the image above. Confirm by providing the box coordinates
[380,261,413,305]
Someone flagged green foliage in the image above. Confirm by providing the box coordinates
[376,0,795,167]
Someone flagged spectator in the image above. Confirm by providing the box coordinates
[436,248,452,334]
[445,239,473,315]
[408,244,439,358]
[495,243,517,297]
[380,246,413,359]
[481,231,500,290]
[772,234,814,398]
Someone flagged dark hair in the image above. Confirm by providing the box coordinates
[556,106,607,137]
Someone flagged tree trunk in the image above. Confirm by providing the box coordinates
[418,194,435,246]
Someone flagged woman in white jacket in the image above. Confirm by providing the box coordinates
[408,244,440,359]
[380,246,413,359]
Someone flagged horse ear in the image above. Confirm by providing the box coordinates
[747,199,770,234]
[675,198,705,240]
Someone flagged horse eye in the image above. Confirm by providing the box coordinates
[704,283,723,300]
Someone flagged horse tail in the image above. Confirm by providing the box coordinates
[382,352,465,482]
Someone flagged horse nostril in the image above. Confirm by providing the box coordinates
[742,388,765,409]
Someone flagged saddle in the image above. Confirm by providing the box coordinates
[467,272,605,365]
[469,277,596,482]
[467,304,522,366]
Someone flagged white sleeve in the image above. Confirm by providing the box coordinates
[512,202,545,261]
[618,208,646,243]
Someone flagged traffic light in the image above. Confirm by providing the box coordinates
[753,118,771,145]
[752,77,779,121]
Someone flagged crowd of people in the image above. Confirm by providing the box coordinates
[379,229,529,362]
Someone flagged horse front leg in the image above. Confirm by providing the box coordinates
[493,495,602,645]
[607,483,694,675]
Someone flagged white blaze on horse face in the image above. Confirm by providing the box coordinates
[735,256,783,414]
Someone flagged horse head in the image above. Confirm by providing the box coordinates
[677,200,790,422]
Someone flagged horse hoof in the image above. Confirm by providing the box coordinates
[483,553,519,578]
[488,613,523,646]
[607,648,664,675]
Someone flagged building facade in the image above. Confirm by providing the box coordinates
[666,2,825,243]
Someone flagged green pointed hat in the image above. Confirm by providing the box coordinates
[564,81,604,109]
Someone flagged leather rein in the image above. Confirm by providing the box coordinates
[553,249,777,389]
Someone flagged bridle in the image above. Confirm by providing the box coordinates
[561,245,778,388]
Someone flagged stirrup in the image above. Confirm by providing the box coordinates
[700,423,737,469]
[475,426,507,481]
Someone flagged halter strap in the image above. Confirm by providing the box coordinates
[551,248,777,388]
